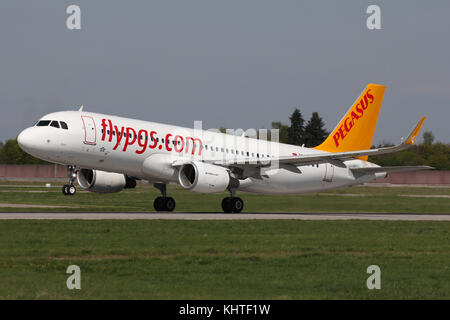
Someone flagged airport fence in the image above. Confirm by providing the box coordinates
[0,165,449,185]
[0,164,67,179]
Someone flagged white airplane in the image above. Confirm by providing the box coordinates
[17,84,431,213]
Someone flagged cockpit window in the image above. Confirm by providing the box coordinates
[60,121,68,130]
[50,121,60,128]
[36,120,51,127]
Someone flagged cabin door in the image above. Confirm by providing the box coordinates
[81,116,97,145]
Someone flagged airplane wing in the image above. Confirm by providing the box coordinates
[350,165,433,174]
[213,117,427,168]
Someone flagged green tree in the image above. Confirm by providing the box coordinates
[422,131,434,145]
[303,112,329,147]
[0,139,49,164]
[287,108,305,146]
[369,130,450,170]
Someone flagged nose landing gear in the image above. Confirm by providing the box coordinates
[62,165,77,196]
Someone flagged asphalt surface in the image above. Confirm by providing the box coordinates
[0,212,449,221]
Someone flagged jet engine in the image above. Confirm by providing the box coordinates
[77,169,136,193]
[178,161,238,193]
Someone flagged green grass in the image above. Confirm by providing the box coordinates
[0,181,449,213]
[0,220,449,299]
[0,181,448,299]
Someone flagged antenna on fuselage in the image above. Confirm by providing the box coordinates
[78,105,84,112]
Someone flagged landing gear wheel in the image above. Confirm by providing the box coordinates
[62,184,76,196]
[68,185,77,196]
[164,197,176,211]
[221,197,232,213]
[231,197,244,213]
[221,197,244,213]
[153,196,176,212]
[63,165,78,196]
[153,197,163,211]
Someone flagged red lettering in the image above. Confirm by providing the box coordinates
[339,125,346,140]
[136,129,148,154]
[185,137,203,156]
[108,119,113,142]
[350,111,360,122]
[366,89,374,103]
[123,127,137,152]
[333,132,341,147]
[344,117,353,132]
[148,131,157,149]
[113,125,124,150]
[355,104,364,117]
[360,97,368,110]
[165,133,173,152]
[174,135,184,153]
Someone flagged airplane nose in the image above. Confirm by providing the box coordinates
[17,128,34,152]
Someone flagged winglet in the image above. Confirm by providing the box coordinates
[405,117,426,145]
[78,105,84,112]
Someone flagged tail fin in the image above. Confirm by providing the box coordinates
[314,84,386,160]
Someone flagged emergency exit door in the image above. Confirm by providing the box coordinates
[81,116,96,145]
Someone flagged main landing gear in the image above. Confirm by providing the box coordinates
[221,190,244,213]
[62,165,77,196]
[153,183,176,212]
[152,183,244,213]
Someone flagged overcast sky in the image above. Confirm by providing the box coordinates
[1,1,449,144]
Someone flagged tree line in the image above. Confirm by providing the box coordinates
[1,110,449,169]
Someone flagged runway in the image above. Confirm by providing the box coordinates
[0,212,450,221]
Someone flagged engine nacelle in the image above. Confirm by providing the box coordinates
[77,169,136,193]
[178,161,237,193]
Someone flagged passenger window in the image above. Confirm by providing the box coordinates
[60,122,68,130]
[50,121,60,128]
[36,120,51,127]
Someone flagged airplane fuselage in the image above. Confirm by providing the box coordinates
[18,110,382,195]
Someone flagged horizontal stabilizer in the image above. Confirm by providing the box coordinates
[350,165,434,174]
